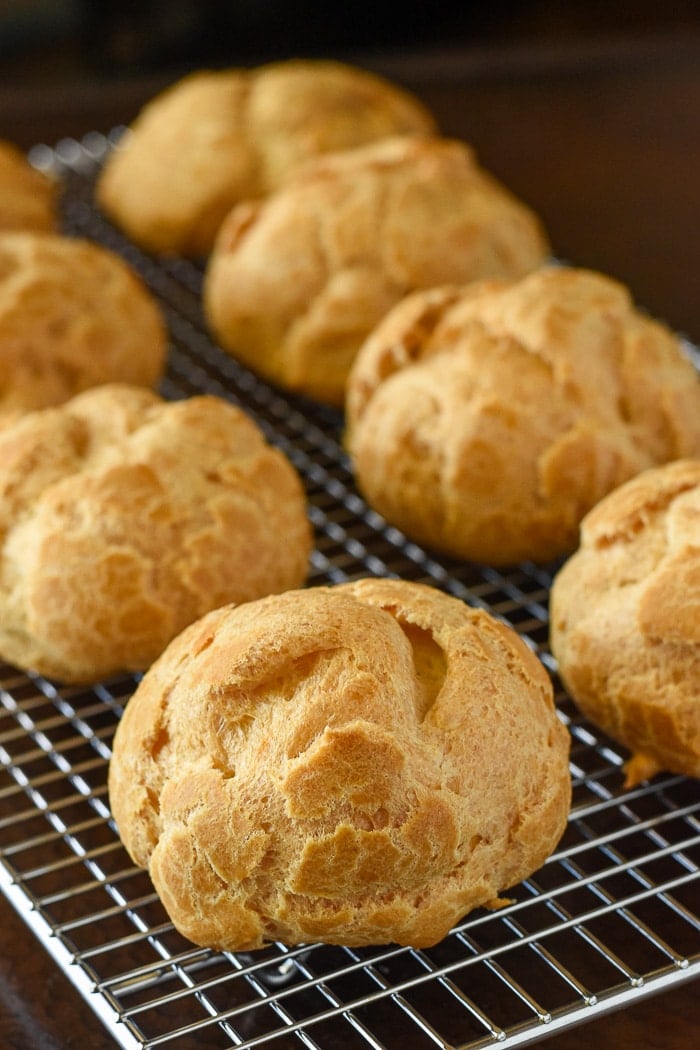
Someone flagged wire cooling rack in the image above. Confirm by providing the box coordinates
[0,132,697,1050]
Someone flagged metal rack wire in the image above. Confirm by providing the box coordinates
[0,132,698,1050]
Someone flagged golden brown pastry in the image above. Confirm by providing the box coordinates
[96,59,437,256]
[0,384,311,683]
[0,141,58,233]
[345,266,700,565]
[109,577,571,951]
[204,135,549,404]
[550,459,700,786]
[0,232,166,419]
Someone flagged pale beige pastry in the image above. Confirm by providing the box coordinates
[0,232,167,419]
[550,459,700,786]
[0,141,58,233]
[0,384,311,683]
[96,59,437,256]
[204,135,549,404]
[109,577,571,951]
[345,266,700,565]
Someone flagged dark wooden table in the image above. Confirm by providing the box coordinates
[1,28,699,1050]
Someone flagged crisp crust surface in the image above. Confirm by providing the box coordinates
[0,232,167,418]
[109,578,571,950]
[203,135,549,404]
[0,141,57,233]
[0,384,311,682]
[345,267,700,564]
[550,459,700,784]
[96,59,437,256]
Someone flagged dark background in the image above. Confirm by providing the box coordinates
[1,1,699,84]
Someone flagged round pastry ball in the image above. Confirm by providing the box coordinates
[0,232,166,418]
[345,266,700,565]
[0,384,311,683]
[204,135,549,404]
[109,577,571,951]
[0,141,58,233]
[550,459,700,786]
[95,59,437,257]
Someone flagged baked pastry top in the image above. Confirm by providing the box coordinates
[0,384,311,683]
[109,577,571,951]
[0,232,166,418]
[0,141,57,233]
[345,266,700,565]
[550,459,700,785]
[204,135,549,404]
[95,59,436,256]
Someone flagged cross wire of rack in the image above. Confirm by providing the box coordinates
[0,133,698,1050]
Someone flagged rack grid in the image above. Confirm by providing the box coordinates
[0,133,697,1049]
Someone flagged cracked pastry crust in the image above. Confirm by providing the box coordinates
[108,577,571,951]
[0,232,167,418]
[203,135,549,404]
[345,266,700,565]
[0,384,311,683]
[550,459,700,786]
[0,141,58,233]
[95,59,437,257]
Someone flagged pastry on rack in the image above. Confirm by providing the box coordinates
[0,232,166,419]
[108,577,571,951]
[345,266,700,565]
[204,135,549,404]
[550,458,700,786]
[0,141,58,233]
[0,384,312,683]
[95,59,437,256]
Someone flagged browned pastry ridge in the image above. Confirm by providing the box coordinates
[96,59,437,256]
[108,578,571,951]
[0,232,167,419]
[550,459,700,786]
[345,266,700,565]
[204,135,549,405]
[0,141,58,233]
[0,384,312,683]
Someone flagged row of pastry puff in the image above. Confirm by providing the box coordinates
[0,108,318,692]
[95,59,440,256]
[97,58,697,858]
[0,140,313,681]
[0,74,572,956]
[93,62,551,404]
[92,62,699,538]
[96,61,699,795]
[1,61,696,957]
[0,135,164,419]
[0,61,559,681]
[0,383,572,952]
